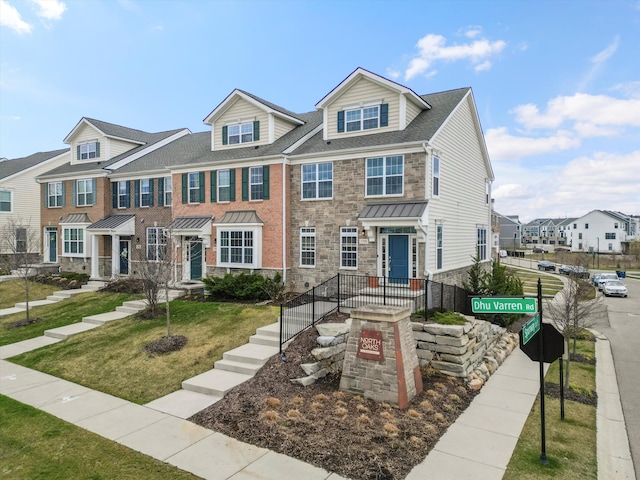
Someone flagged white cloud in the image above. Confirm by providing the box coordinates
[462,26,483,38]
[405,32,506,80]
[30,0,66,20]
[578,37,620,91]
[474,60,492,72]
[0,0,33,34]
[611,81,640,99]
[485,127,580,161]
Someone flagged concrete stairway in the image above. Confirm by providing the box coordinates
[146,320,283,419]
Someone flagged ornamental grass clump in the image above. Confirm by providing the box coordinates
[383,423,400,436]
[266,397,281,409]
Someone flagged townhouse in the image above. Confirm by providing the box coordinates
[31,68,494,290]
[566,210,640,254]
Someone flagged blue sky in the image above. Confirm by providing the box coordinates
[1,0,638,222]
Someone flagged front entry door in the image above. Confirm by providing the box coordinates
[48,230,57,263]
[119,240,130,275]
[190,241,202,280]
[388,235,409,284]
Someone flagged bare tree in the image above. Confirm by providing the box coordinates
[133,227,176,336]
[546,272,602,387]
[0,218,41,321]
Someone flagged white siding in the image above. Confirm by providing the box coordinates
[274,116,297,141]
[325,77,398,140]
[0,151,71,254]
[569,211,626,253]
[426,96,491,273]
[108,138,137,158]
[213,98,269,151]
[405,100,422,126]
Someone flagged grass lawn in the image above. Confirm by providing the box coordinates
[0,280,59,309]
[0,292,139,346]
[507,268,565,298]
[504,338,597,479]
[0,395,197,480]
[10,301,280,404]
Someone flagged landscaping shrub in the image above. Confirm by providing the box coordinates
[100,277,145,294]
[32,273,88,290]
[202,272,284,302]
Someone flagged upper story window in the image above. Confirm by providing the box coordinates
[433,156,440,197]
[139,179,152,207]
[250,167,263,200]
[163,177,172,206]
[75,179,95,206]
[222,121,260,145]
[117,181,129,208]
[614,222,618,229]
[47,182,64,208]
[302,163,333,199]
[0,191,11,212]
[605,232,616,240]
[218,170,231,202]
[78,141,100,160]
[337,104,388,133]
[585,223,589,229]
[242,166,269,201]
[182,172,205,204]
[366,155,403,197]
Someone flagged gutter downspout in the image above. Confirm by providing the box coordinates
[282,155,287,285]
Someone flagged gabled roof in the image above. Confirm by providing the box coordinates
[64,117,158,145]
[0,148,69,181]
[203,89,305,126]
[315,67,431,110]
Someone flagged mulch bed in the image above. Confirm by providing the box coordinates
[143,335,188,356]
[6,317,46,328]
[189,318,480,480]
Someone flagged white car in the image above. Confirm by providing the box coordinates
[603,280,628,297]
[597,273,620,291]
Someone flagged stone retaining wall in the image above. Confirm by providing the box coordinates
[292,315,518,391]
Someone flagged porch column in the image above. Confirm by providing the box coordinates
[90,233,100,279]
[111,234,119,277]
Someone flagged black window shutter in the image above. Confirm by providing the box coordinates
[158,177,164,206]
[210,171,216,202]
[222,126,228,145]
[112,182,118,208]
[199,172,205,203]
[337,111,345,132]
[263,165,270,200]
[181,173,187,203]
[229,169,236,201]
[126,181,131,208]
[134,180,140,208]
[241,168,248,201]
[380,103,389,127]
[149,179,154,206]
[253,121,260,141]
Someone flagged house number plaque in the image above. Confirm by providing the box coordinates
[357,329,384,361]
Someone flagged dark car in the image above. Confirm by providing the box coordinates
[532,247,549,253]
[559,265,590,279]
[537,260,556,271]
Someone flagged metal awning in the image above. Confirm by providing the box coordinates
[358,201,428,241]
[60,213,92,224]
[168,215,213,236]
[87,214,135,235]
[214,210,264,226]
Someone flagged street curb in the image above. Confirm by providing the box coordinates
[592,329,637,480]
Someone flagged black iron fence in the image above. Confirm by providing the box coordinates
[279,274,472,352]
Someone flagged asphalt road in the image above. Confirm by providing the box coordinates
[593,274,640,474]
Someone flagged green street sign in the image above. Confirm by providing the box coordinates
[471,297,537,314]
[521,314,541,345]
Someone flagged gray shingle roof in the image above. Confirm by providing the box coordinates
[88,214,135,230]
[359,201,428,219]
[0,148,69,181]
[215,210,264,225]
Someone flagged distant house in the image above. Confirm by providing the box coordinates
[0,149,70,258]
[567,210,640,254]
[494,212,522,251]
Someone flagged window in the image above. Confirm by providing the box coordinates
[608,243,613,251]
[188,172,200,204]
[302,163,333,199]
[76,179,95,206]
[346,106,379,132]
[433,156,440,197]
[485,181,490,205]
[140,179,152,207]
[300,227,316,267]
[340,227,358,269]
[48,182,63,208]
[614,223,619,229]
[147,227,167,261]
[163,176,172,206]
[477,227,487,261]
[366,156,403,196]
[579,233,583,240]
[79,142,98,160]
[585,223,589,229]
[63,227,84,255]
[218,170,231,202]
[117,181,129,208]
[15,227,27,253]
[250,166,263,200]
[573,223,577,229]
[436,225,443,269]
[605,232,616,240]
[0,191,11,212]
[224,121,259,145]
[219,230,254,265]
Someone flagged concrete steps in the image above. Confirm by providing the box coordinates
[45,321,100,339]
[182,369,253,397]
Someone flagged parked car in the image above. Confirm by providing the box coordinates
[537,260,556,271]
[592,273,602,287]
[532,247,549,253]
[558,265,590,278]
[597,273,620,291]
[602,280,628,297]
[555,247,570,252]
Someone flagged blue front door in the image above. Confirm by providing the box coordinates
[190,242,202,280]
[48,231,57,262]
[388,235,409,284]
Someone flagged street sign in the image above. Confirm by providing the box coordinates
[520,323,565,363]
[521,314,540,345]
[471,297,537,314]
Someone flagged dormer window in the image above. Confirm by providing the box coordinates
[222,121,260,145]
[338,104,388,133]
[78,141,100,160]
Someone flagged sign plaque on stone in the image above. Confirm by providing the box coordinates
[357,329,384,361]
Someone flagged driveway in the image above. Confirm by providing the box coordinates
[592,275,640,474]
